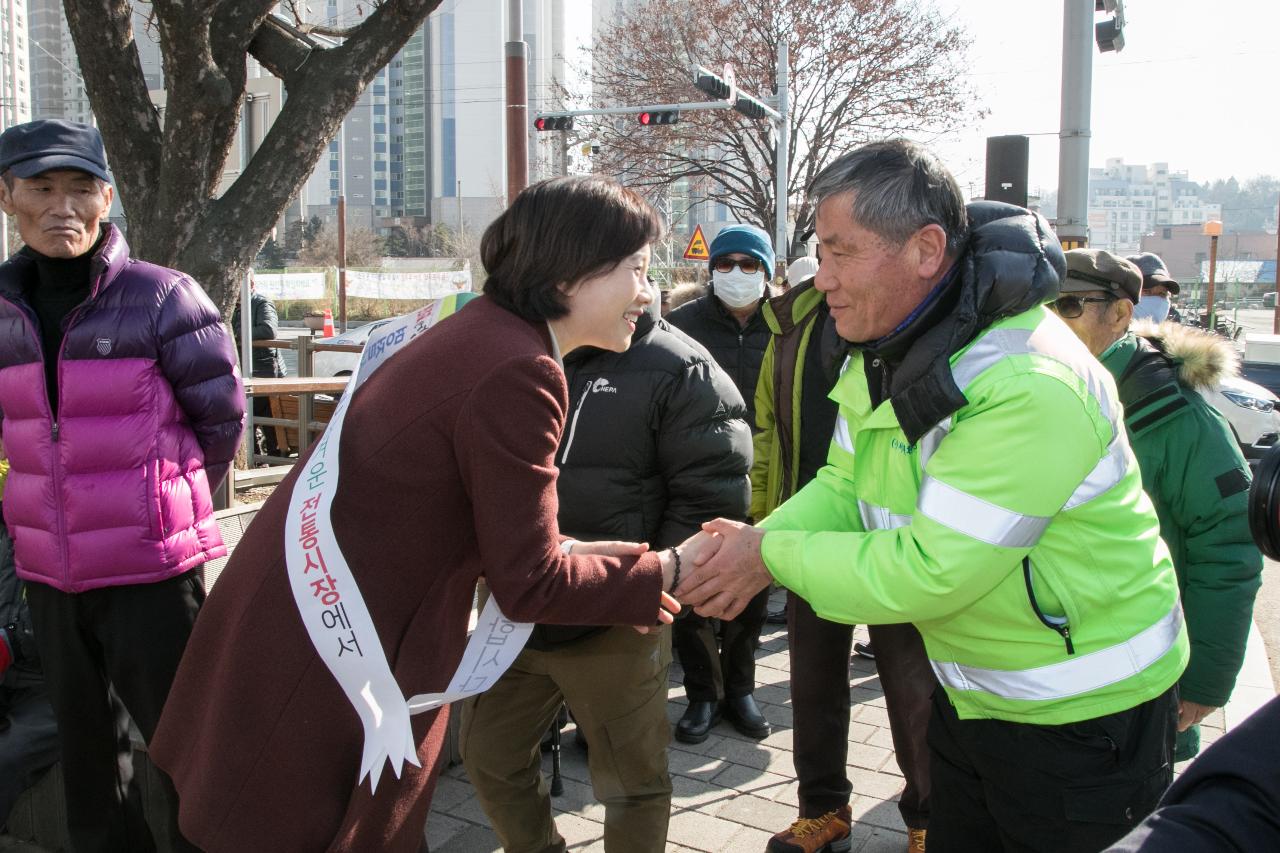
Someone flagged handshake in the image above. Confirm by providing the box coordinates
[568,519,774,629]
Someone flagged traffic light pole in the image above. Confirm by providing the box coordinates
[536,47,791,264]
[535,100,738,120]
[1056,0,1093,250]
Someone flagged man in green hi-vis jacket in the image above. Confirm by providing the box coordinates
[674,141,1189,853]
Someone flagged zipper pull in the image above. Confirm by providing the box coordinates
[51,422,60,442]
[1060,625,1075,655]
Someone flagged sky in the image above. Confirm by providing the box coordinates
[567,0,1279,199]
[928,0,1280,198]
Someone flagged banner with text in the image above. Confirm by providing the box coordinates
[346,269,473,300]
[254,271,327,301]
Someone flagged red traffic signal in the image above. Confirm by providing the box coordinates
[639,110,680,126]
[534,115,574,131]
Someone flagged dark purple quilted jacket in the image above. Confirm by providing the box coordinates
[0,225,245,592]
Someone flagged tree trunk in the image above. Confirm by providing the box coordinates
[62,0,446,315]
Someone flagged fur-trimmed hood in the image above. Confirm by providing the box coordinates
[1132,319,1240,391]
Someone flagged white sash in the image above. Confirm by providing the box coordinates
[284,302,532,793]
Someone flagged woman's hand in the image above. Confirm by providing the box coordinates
[568,540,650,557]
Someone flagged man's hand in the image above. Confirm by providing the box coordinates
[678,529,724,568]
[1177,700,1217,732]
[569,540,649,557]
[674,518,772,620]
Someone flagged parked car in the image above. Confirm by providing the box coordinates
[1202,374,1280,462]
[1241,360,1280,400]
[311,319,392,378]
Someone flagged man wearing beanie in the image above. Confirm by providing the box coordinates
[0,119,244,851]
[666,223,774,744]
[1055,248,1260,764]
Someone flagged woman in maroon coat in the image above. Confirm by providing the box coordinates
[150,177,687,852]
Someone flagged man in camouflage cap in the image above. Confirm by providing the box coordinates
[1055,248,1260,763]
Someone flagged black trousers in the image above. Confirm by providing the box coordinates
[673,586,769,701]
[927,684,1178,853]
[788,591,935,828]
[25,571,205,853]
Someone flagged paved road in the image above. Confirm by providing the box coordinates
[1255,559,1280,689]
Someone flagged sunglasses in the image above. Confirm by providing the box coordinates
[712,257,764,275]
[1049,295,1115,319]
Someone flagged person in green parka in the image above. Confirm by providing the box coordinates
[1054,248,1262,760]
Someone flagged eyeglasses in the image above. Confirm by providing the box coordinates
[713,257,763,275]
[1049,295,1115,319]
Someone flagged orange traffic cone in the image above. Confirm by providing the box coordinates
[321,308,335,338]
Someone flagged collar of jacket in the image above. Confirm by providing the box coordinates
[860,200,1067,445]
[762,278,824,336]
[0,222,132,305]
[562,310,656,366]
[1130,318,1240,390]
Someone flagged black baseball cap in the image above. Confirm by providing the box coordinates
[1126,252,1180,295]
[0,119,111,183]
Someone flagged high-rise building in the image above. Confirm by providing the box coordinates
[302,0,567,238]
[1087,158,1222,253]
[2,0,32,128]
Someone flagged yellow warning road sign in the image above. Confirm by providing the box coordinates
[683,225,710,260]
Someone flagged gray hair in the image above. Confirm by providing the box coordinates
[809,139,967,256]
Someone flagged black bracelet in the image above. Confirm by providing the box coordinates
[667,546,682,593]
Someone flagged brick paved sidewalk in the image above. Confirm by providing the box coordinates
[426,584,1262,853]
[427,588,908,852]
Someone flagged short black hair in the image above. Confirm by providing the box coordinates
[481,176,664,322]
[809,139,968,256]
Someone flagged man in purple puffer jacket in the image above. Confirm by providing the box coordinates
[0,120,244,852]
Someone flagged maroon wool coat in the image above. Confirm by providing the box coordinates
[150,297,665,852]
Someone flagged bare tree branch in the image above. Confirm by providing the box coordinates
[584,0,979,259]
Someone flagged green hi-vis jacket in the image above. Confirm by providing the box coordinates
[759,306,1189,725]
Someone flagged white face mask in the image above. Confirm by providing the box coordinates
[1133,294,1170,324]
[713,268,766,309]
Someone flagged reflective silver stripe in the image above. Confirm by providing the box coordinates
[833,415,855,455]
[917,475,1051,548]
[918,417,951,470]
[945,316,1127,511]
[1064,435,1131,510]
[858,500,912,531]
[952,321,1121,428]
[930,604,1183,701]
[951,328,1033,391]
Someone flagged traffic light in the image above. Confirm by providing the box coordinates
[1094,0,1125,52]
[534,115,574,131]
[1095,17,1124,52]
[639,110,679,126]
[734,93,769,120]
[693,66,732,100]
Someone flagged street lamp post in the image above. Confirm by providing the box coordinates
[1203,219,1223,331]
[1274,196,1280,334]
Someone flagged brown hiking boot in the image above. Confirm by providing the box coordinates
[766,805,853,853]
[908,827,927,852]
